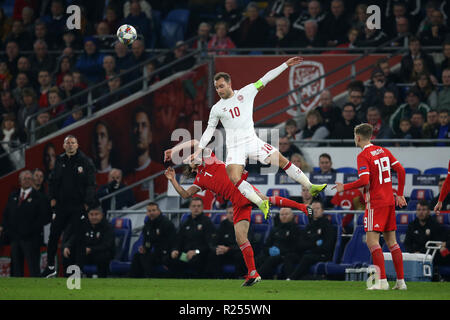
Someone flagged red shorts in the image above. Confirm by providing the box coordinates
[231,185,260,225]
[364,205,396,232]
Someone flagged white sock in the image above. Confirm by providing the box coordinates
[237,180,263,207]
[284,162,312,189]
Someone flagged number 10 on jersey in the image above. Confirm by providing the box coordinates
[229,107,240,118]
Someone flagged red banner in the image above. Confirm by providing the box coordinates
[214,55,402,124]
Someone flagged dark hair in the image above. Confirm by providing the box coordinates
[214,72,231,82]
[147,202,160,211]
[285,119,297,127]
[342,102,356,111]
[417,200,429,209]
[190,197,204,205]
[311,199,323,209]
[319,153,331,161]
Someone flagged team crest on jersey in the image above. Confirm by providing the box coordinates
[288,60,325,114]
[78,166,83,173]
[237,94,243,102]
[222,107,227,112]
[197,224,203,230]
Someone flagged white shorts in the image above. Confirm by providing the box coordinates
[225,137,278,166]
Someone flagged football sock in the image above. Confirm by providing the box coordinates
[389,243,405,280]
[283,161,312,189]
[269,196,308,213]
[236,179,263,207]
[369,244,386,279]
[239,241,256,275]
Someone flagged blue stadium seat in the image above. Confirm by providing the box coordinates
[295,213,309,230]
[108,218,132,275]
[435,213,450,232]
[407,199,419,211]
[212,212,227,226]
[324,212,342,226]
[165,9,190,34]
[2,0,14,17]
[357,213,365,226]
[410,189,434,201]
[404,167,421,175]
[180,212,191,224]
[160,20,184,48]
[336,167,358,174]
[266,188,290,199]
[382,213,414,252]
[423,167,447,175]
[250,212,272,255]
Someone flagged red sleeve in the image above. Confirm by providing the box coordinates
[344,154,370,191]
[439,161,450,202]
[386,148,405,196]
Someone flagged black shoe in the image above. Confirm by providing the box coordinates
[241,271,261,287]
[306,206,313,218]
[41,266,57,278]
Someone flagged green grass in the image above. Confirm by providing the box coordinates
[1,278,450,300]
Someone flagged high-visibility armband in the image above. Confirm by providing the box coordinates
[254,80,264,90]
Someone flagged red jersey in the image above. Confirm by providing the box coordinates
[354,144,400,209]
[438,160,450,202]
[193,152,249,207]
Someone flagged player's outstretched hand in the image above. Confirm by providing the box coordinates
[332,182,344,193]
[164,149,173,162]
[434,201,442,213]
[164,167,175,180]
[396,195,407,208]
[286,56,303,67]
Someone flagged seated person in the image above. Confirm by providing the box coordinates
[96,168,135,213]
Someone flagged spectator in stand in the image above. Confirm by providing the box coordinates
[34,110,58,141]
[385,1,418,36]
[16,56,34,87]
[130,202,176,278]
[322,0,350,47]
[0,91,19,119]
[422,109,440,139]
[284,118,301,141]
[41,0,67,44]
[32,20,56,51]
[72,71,88,90]
[299,186,313,206]
[32,168,47,196]
[216,0,243,45]
[37,69,52,109]
[97,74,129,111]
[400,36,436,83]
[366,107,393,140]
[298,19,326,50]
[5,41,20,76]
[193,22,212,52]
[436,110,449,145]
[144,61,160,86]
[208,21,236,56]
[330,103,360,141]
[30,40,55,78]
[365,68,398,114]
[278,135,302,159]
[161,41,196,78]
[0,60,13,91]
[280,1,300,27]
[62,205,114,278]
[12,72,33,108]
[409,110,425,139]
[121,1,153,47]
[298,109,329,146]
[60,28,83,51]
[4,20,33,51]
[97,168,135,213]
[206,205,249,278]
[256,207,302,279]
[347,84,366,123]
[60,73,84,109]
[291,153,312,173]
[75,37,105,85]
[404,200,444,254]
[53,56,73,87]
[376,58,402,86]
[408,57,438,85]
[389,16,410,49]
[419,9,449,46]
[0,113,25,170]
[234,2,270,50]
[390,87,430,135]
[432,177,450,212]
[286,200,336,280]
[415,72,438,109]
[267,16,300,54]
[0,8,12,42]
[168,198,215,278]
[380,90,399,124]
[393,118,413,146]
[416,0,439,35]
[103,5,121,36]
[316,90,342,134]
[264,0,288,27]
[61,105,84,128]
[324,27,360,54]
[17,88,39,133]
[355,24,388,48]
[317,153,336,175]
[47,87,66,120]
[114,41,133,74]
[438,68,450,112]
[441,40,450,72]
[129,39,149,80]
[102,55,118,80]
[123,0,152,20]
[95,21,115,50]
[351,3,368,34]
[292,0,327,34]
[1,170,49,277]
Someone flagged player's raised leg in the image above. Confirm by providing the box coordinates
[226,163,270,218]
[384,230,407,290]
[265,150,327,196]
[366,230,389,290]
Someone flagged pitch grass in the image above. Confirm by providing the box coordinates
[1,278,450,300]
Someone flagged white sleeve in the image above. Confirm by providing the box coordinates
[198,108,219,149]
[258,62,289,88]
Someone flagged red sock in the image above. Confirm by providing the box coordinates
[239,241,256,275]
[369,244,386,279]
[269,196,307,214]
[389,243,404,280]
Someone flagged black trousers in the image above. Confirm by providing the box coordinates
[287,253,328,280]
[205,250,247,279]
[10,238,41,277]
[47,205,84,266]
[167,253,209,278]
[256,253,300,279]
[130,252,168,278]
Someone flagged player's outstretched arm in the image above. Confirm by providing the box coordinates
[333,175,370,193]
[164,139,199,162]
[255,56,304,91]
[164,167,200,199]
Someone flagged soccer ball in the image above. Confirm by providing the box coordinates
[116,24,137,45]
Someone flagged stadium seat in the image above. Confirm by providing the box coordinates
[423,167,447,175]
[406,199,419,211]
[336,167,358,174]
[250,212,272,255]
[165,9,190,34]
[356,213,365,226]
[180,212,191,224]
[266,188,290,199]
[404,167,421,175]
[381,213,414,252]
[410,189,434,201]
[324,212,342,226]
[295,213,309,230]
[108,218,132,275]
[212,212,227,226]
[160,20,184,48]
[435,213,450,232]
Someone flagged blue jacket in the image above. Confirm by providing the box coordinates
[75,52,106,84]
